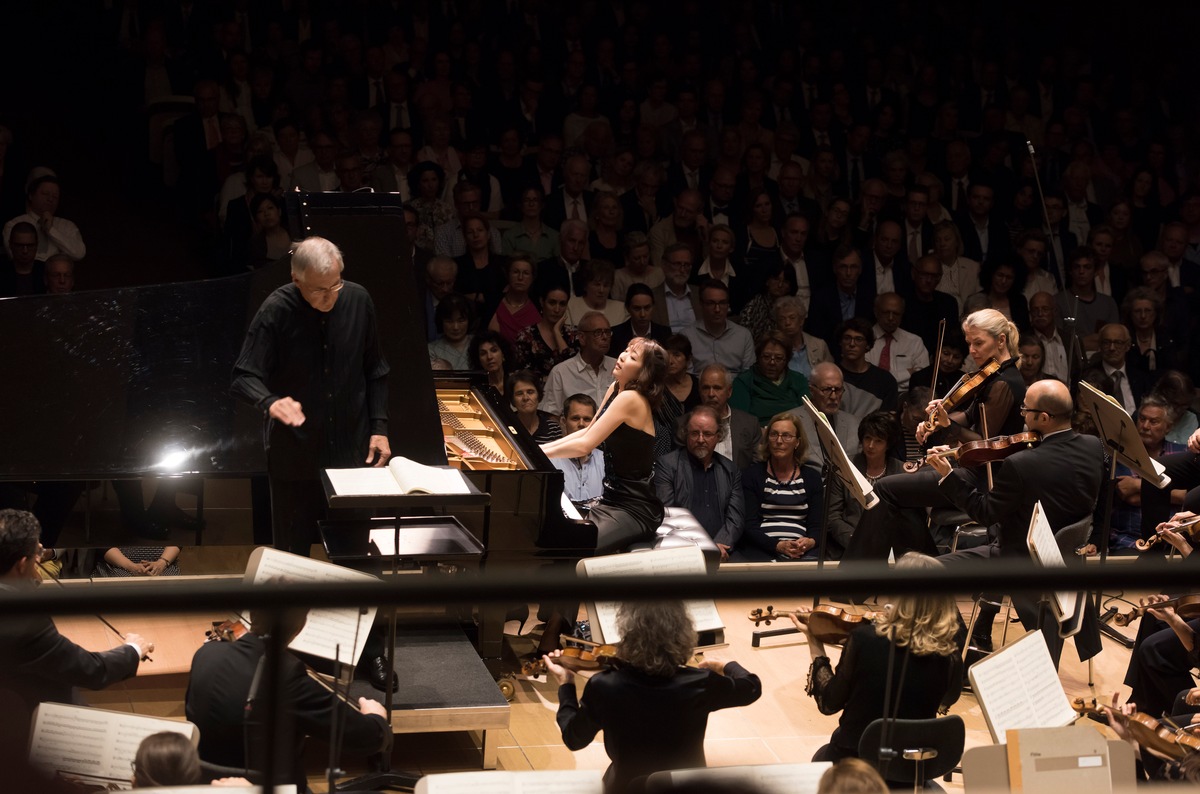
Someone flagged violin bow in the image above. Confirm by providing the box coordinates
[38,561,153,662]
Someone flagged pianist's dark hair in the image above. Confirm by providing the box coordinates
[621,336,667,410]
[0,509,41,575]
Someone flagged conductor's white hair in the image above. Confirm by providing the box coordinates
[291,236,344,276]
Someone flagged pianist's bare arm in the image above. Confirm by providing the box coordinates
[541,390,647,460]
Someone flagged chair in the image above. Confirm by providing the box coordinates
[858,714,965,792]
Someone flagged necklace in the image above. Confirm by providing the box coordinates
[504,294,528,311]
[769,458,797,483]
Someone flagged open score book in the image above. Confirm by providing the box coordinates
[326,456,471,496]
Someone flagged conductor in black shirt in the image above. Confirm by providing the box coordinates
[232,236,391,556]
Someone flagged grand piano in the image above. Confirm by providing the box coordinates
[0,192,594,667]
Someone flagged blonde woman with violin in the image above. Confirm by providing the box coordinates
[842,308,1028,561]
[795,553,961,762]
[544,600,761,793]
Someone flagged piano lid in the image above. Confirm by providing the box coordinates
[0,273,265,480]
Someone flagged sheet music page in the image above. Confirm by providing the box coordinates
[968,631,1076,742]
[389,456,470,494]
[245,547,379,665]
[801,397,877,509]
[580,547,721,642]
[417,770,602,794]
[1025,501,1078,621]
[325,467,401,496]
[28,702,196,786]
[666,763,830,794]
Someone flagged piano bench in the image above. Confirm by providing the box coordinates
[628,507,721,571]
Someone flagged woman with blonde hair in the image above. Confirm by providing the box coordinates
[795,553,961,762]
[545,600,761,793]
[740,411,823,561]
[842,308,1026,560]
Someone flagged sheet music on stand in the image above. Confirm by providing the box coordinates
[1026,500,1080,634]
[968,631,1077,743]
[1078,381,1170,489]
[799,397,878,509]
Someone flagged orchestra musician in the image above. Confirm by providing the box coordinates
[927,379,1104,663]
[543,600,761,793]
[796,553,961,762]
[185,602,390,789]
[843,308,1027,560]
[0,510,153,746]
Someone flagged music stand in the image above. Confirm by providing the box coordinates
[799,397,879,578]
[1078,381,1171,647]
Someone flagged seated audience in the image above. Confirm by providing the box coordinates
[836,318,898,412]
[730,330,811,426]
[610,283,672,354]
[792,363,862,469]
[1056,248,1119,356]
[3,172,86,262]
[245,194,292,270]
[469,330,513,396]
[610,232,664,299]
[512,283,577,380]
[509,369,563,444]
[655,406,745,560]
[773,295,833,382]
[826,411,909,557]
[453,212,506,320]
[94,546,181,577]
[1122,286,1180,376]
[488,254,541,344]
[540,311,616,416]
[683,279,755,376]
[0,222,44,297]
[551,394,605,506]
[427,293,474,371]
[1017,337,1047,387]
[653,243,701,335]
[566,259,628,327]
[43,253,74,294]
[964,258,1030,332]
[502,187,560,263]
[653,334,702,459]
[736,260,798,343]
[739,411,824,562]
[864,293,928,392]
[697,363,761,470]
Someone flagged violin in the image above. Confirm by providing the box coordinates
[1135,515,1200,552]
[204,619,248,643]
[922,357,1002,434]
[748,605,884,645]
[521,635,622,677]
[903,431,1041,473]
[1071,697,1200,761]
[1112,594,1200,627]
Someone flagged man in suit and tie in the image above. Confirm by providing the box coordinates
[351,46,390,112]
[1088,324,1151,417]
[703,168,740,230]
[379,69,415,141]
[1042,192,1077,283]
[289,132,340,192]
[942,141,980,217]
[898,185,936,270]
[542,154,594,231]
[839,124,876,202]
[775,162,820,227]
[666,130,713,199]
[798,99,840,159]
[652,244,702,334]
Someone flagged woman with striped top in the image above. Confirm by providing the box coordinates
[739,411,824,561]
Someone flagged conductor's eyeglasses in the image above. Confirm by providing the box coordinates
[309,279,345,297]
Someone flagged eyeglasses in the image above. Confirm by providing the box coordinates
[307,279,345,296]
[1099,338,1130,348]
[759,353,786,363]
[841,335,868,345]
[585,328,613,337]
[814,386,845,396]
[768,431,796,441]
[1019,404,1057,417]
[688,429,718,440]
[702,299,730,308]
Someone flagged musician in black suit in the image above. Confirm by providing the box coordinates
[544,600,761,793]
[185,606,390,788]
[0,510,148,744]
[932,378,1104,664]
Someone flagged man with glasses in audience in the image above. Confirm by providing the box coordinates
[790,362,862,470]
[655,406,745,562]
[0,222,44,297]
[232,236,391,556]
[682,279,755,375]
[540,311,616,416]
[652,243,701,334]
[837,318,898,412]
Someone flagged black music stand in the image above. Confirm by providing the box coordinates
[1078,381,1171,649]
[322,469,491,793]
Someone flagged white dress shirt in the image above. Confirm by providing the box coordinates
[1022,269,1059,300]
[664,285,697,334]
[936,257,981,314]
[865,325,930,391]
[873,254,896,294]
[3,213,86,261]
[1036,329,1069,382]
[540,354,617,416]
[1067,200,1092,244]
[1103,363,1137,415]
[784,254,811,312]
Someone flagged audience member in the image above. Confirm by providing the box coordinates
[551,394,605,506]
[655,406,745,560]
[427,293,474,371]
[502,187,560,262]
[900,254,960,357]
[653,243,702,334]
[773,296,833,382]
[806,244,872,345]
[791,363,862,469]
[0,222,45,297]
[836,319,898,412]
[541,311,616,416]
[488,254,540,344]
[740,412,824,562]
[513,283,577,380]
[864,293,928,391]
[470,330,512,396]
[566,259,627,327]
[610,232,663,299]
[508,369,563,444]
[610,283,671,353]
[42,254,74,295]
[697,364,760,471]
[730,331,810,426]
[683,280,755,376]
[3,173,85,263]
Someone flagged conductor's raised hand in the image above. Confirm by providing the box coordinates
[542,650,574,686]
[268,397,306,427]
[366,434,391,467]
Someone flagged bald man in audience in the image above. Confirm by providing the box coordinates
[43,254,75,294]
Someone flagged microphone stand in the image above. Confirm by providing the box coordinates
[1026,140,1063,289]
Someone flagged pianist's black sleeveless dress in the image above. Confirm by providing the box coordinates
[590,391,665,555]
